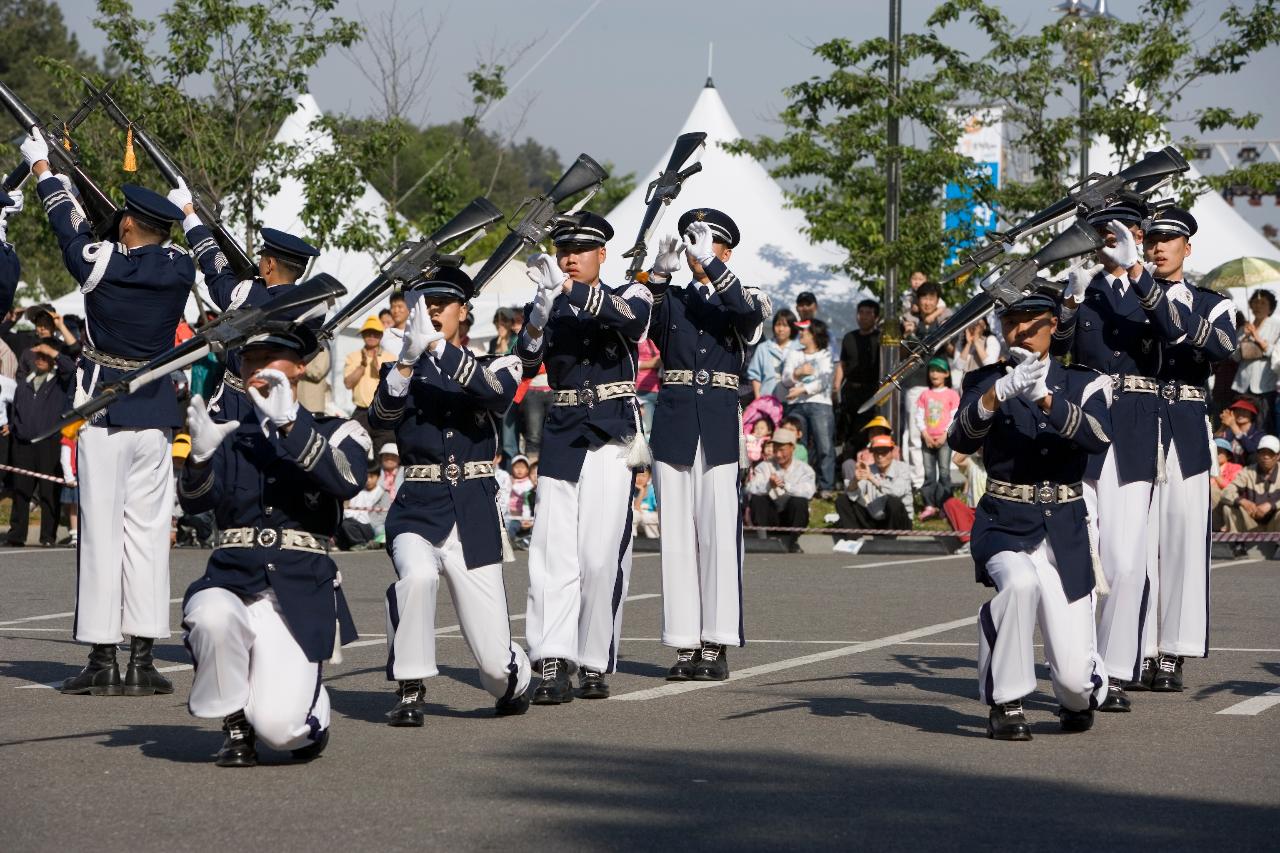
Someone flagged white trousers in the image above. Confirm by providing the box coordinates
[654,441,744,648]
[1149,442,1211,658]
[525,440,634,673]
[385,528,532,701]
[183,588,330,752]
[75,425,173,643]
[977,540,1107,711]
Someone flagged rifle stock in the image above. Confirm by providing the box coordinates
[1,82,110,193]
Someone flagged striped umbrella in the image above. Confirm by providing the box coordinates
[1198,256,1280,292]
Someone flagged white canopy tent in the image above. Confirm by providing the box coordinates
[601,80,864,320]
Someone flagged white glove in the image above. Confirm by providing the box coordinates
[1066,263,1103,303]
[525,252,568,292]
[0,190,20,241]
[187,395,240,463]
[994,347,1042,402]
[398,303,444,365]
[246,368,299,430]
[527,282,556,330]
[649,235,684,279]
[1100,219,1140,270]
[166,177,192,212]
[682,221,716,266]
[1021,355,1052,403]
[19,131,48,168]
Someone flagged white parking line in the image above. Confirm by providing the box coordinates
[612,615,976,702]
[1217,686,1280,716]
[0,597,184,627]
[841,554,969,570]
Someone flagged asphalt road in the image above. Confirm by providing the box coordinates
[1,541,1277,851]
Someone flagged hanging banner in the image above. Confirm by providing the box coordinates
[945,107,1003,267]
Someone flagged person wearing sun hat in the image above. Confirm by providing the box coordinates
[833,433,913,550]
[1221,397,1264,463]
[344,315,396,439]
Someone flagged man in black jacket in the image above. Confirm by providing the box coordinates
[4,342,74,547]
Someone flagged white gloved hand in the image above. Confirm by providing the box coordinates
[1101,219,1140,270]
[19,131,48,168]
[526,252,568,292]
[527,282,556,330]
[1021,354,1052,403]
[246,368,299,429]
[186,395,240,463]
[166,177,192,212]
[994,346,1040,402]
[398,302,444,365]
[682,221,716,266]
[649,235,684,279]
[1066,263,1103,303]
[2,191,24,217]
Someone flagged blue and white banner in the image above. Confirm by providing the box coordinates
[945,108,1003,267]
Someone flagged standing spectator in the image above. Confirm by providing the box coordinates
[900,270,946,315]
[4,342,73,547]
[780,318,835,494]
[1211,311,1246,419]
[18,305,79,375]
[1218,398,1264,464]
[834,298,882,455]
[488,307,519,355]
[1232,289,1280,431]
[345,316,395,440]
[1211,438,1243,532]
[795,291,819,322]
[378,308,394,328]
[381,291,409,356]
[832,434,913,551]
[916,358,960,520]
[900,281,953,489]
[744,427,815,553]
[635,337,662,437]
[298,345,330,414]
[747,308,800,400]
[516,365,552,462]
[488,308,525,462]
[1219,435,1280,541]
[632,467,659,538]
[953,315,1001,380]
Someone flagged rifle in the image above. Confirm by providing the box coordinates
[83,78,256,281]
[942,145,1190,285]
[317,196,503,341]
[859,222,1103,414]
[0,80,118,237]
[622,131,706,283]
[469,153,608,295]
[36,273,347,441]
[2,81,113,194]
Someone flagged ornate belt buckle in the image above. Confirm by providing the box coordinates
[695,369,710,386]
[580,386,595,408]
[444,463,462,485]
[1161,383,1175,401]
[1036,483,1055,505]
[256,528,279,548]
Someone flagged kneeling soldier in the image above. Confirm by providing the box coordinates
[179,322,369,767]
[948,287,1111,740]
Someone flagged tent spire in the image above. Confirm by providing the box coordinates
[705,42,714,88]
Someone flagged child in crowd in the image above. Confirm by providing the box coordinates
[779,415,810,464]
[507,454,536,549]
[915,358,959,520]
[338,465,385,551]
[58,422,80,546]
[1211,437,1244,532]
[745,415,775,464]
[378,442,402,502]
[632,467,659,538]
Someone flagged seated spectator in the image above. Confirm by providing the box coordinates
[1211,438,1243,532]
[632,467,659,538]
[855,415,895,465]
[378,442,403,501]
[744,415,774,464]
[1217,437,1280,547]
[1219,398,1264,463]
[942,451,987,550]
[915,358,959,520]
[745,427,815,553]
[506,454,536,548]
[171,434,214,547]
[831,434,913,552]
[337,466,385,551]
[779,415,810,464]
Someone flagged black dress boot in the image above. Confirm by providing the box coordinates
[1126,657,1155,692]
[987,699,1032,741]
[666,648,700,681]
[123,636,174,696]
[1058,707,1095,733]
[531,658,573,705]
[386,679,428,727]
[291,728,329,762]
[1098,678,1132,712]
[1150,654,1184,692]
[60,644,123,696]
[578,668,610,699]
[216,711,257,767]
[692,643,729,681]
[495,690,531,717]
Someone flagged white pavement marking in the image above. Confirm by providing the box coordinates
[841,555,969,570]
[0,597,184,627]
[1216,686,1280,716]
[613,615,976,702]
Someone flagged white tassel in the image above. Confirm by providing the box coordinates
[329,619,344,665]
[625,431,652,468]
[1087,516,1110,596]
[1155,416,1168,485]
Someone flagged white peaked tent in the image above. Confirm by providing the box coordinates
[602,81,862,313]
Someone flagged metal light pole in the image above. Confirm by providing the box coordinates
[1055,0,1117,181]
[881,0,903,442]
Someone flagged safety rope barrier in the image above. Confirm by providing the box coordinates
[0,463,72,486]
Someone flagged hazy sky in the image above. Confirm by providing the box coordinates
[56,0,1280,225]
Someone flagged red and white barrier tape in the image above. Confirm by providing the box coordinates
[0,463,71,486]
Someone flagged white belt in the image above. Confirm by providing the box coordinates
[1112,374,1206,402]
[663,369,738,390]
[215,527,329,554]
[403,460,495,485]
[987,479,1084,505]
[553,381,636,408]
[81,344,148,371]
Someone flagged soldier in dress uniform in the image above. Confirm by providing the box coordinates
[179,321,369,767]
[1050,198,1205,712]
[950,287,1111,740]
[644,208,770,681]
[1142,207,1237,692]
[516,211,653,703]
[170,181,321,423]
[0,190,23,316]
[21,131,194,697]
[368,266,533,724]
